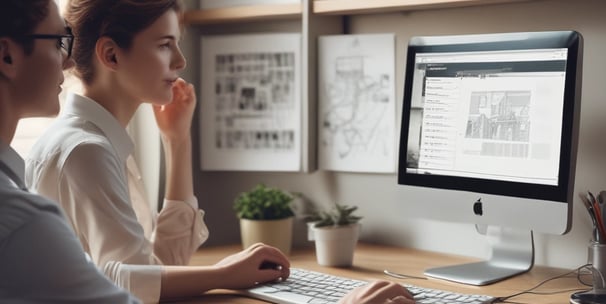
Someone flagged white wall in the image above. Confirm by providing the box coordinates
[128,106,161,212]
[186,0,606,269]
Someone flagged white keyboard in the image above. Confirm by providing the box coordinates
[244,268,495,304]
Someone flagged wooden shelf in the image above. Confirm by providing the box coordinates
[313,0,534,15]
[184,0,540,24]
[184,3,302,25]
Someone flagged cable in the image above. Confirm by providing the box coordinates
[383,269,427,280]
[490,264,593,303]
[573,264,593,287]
[383,264,593,303]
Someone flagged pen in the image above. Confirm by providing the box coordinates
[581,193,602,243]
[600,191,606,238]
[588,191,606,240]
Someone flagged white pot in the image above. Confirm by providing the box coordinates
[309,223,360,267]
[240,217,293,255]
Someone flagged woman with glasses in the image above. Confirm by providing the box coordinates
[0,0,138,302]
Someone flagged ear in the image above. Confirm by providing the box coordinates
[0,38,22,79]
[95,36,120,71]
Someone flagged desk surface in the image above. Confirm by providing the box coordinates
[173,243,588,303]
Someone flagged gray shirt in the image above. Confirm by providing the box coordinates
[0,142,140,303]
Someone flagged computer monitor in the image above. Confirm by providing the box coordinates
[398,31,583,285]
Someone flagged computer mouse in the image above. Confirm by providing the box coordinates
[260,261,283,270]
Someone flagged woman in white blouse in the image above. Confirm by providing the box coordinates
[25,0,290,302]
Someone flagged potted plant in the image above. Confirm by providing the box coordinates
[234,184,295,255]
[307,204,362,267]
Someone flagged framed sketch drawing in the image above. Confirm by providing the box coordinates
[200,33,302,171]
[318,33,396,173]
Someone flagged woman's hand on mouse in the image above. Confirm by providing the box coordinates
[213,243,291,289]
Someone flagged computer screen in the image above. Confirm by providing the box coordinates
[398,31,583,285]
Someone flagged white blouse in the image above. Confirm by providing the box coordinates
[25,93,209,303]
[1,143,139,303]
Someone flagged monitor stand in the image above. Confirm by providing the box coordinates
[424,226,534,286]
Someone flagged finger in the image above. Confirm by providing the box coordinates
[253,269,285,285]
[172,81,185,98]
[255,245,291,270]
[360,281,391,294]
[386,296,415,304]
[378,282,414,300]
[172,78,189,94]
[391,284,413,300]
[246,242,267,252]
[249,244,291,279]
[253,243,286,259]
[168,80,195,107]
[256,256,290,275]
[174,77,187,87]
[186,83,196,102]
[366,281,414,301]
[175,78,193,97]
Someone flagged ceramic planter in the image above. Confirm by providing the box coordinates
[240,217,293,255]
[309,223,360,267]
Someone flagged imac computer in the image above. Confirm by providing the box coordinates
[398,31,583,285]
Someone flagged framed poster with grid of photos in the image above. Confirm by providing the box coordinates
[200,33,302,171]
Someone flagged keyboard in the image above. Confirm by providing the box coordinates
[244,268,495,304]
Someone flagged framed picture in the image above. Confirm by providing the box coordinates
[200,33,302,171]
[318,33,396,173]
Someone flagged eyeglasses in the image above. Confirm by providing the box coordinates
[24,27,74,59]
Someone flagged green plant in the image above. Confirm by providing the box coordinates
[234,184,294,220]
[308,204,362,228]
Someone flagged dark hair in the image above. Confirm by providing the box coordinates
[65,0,183,84]
[0,0,50,55]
